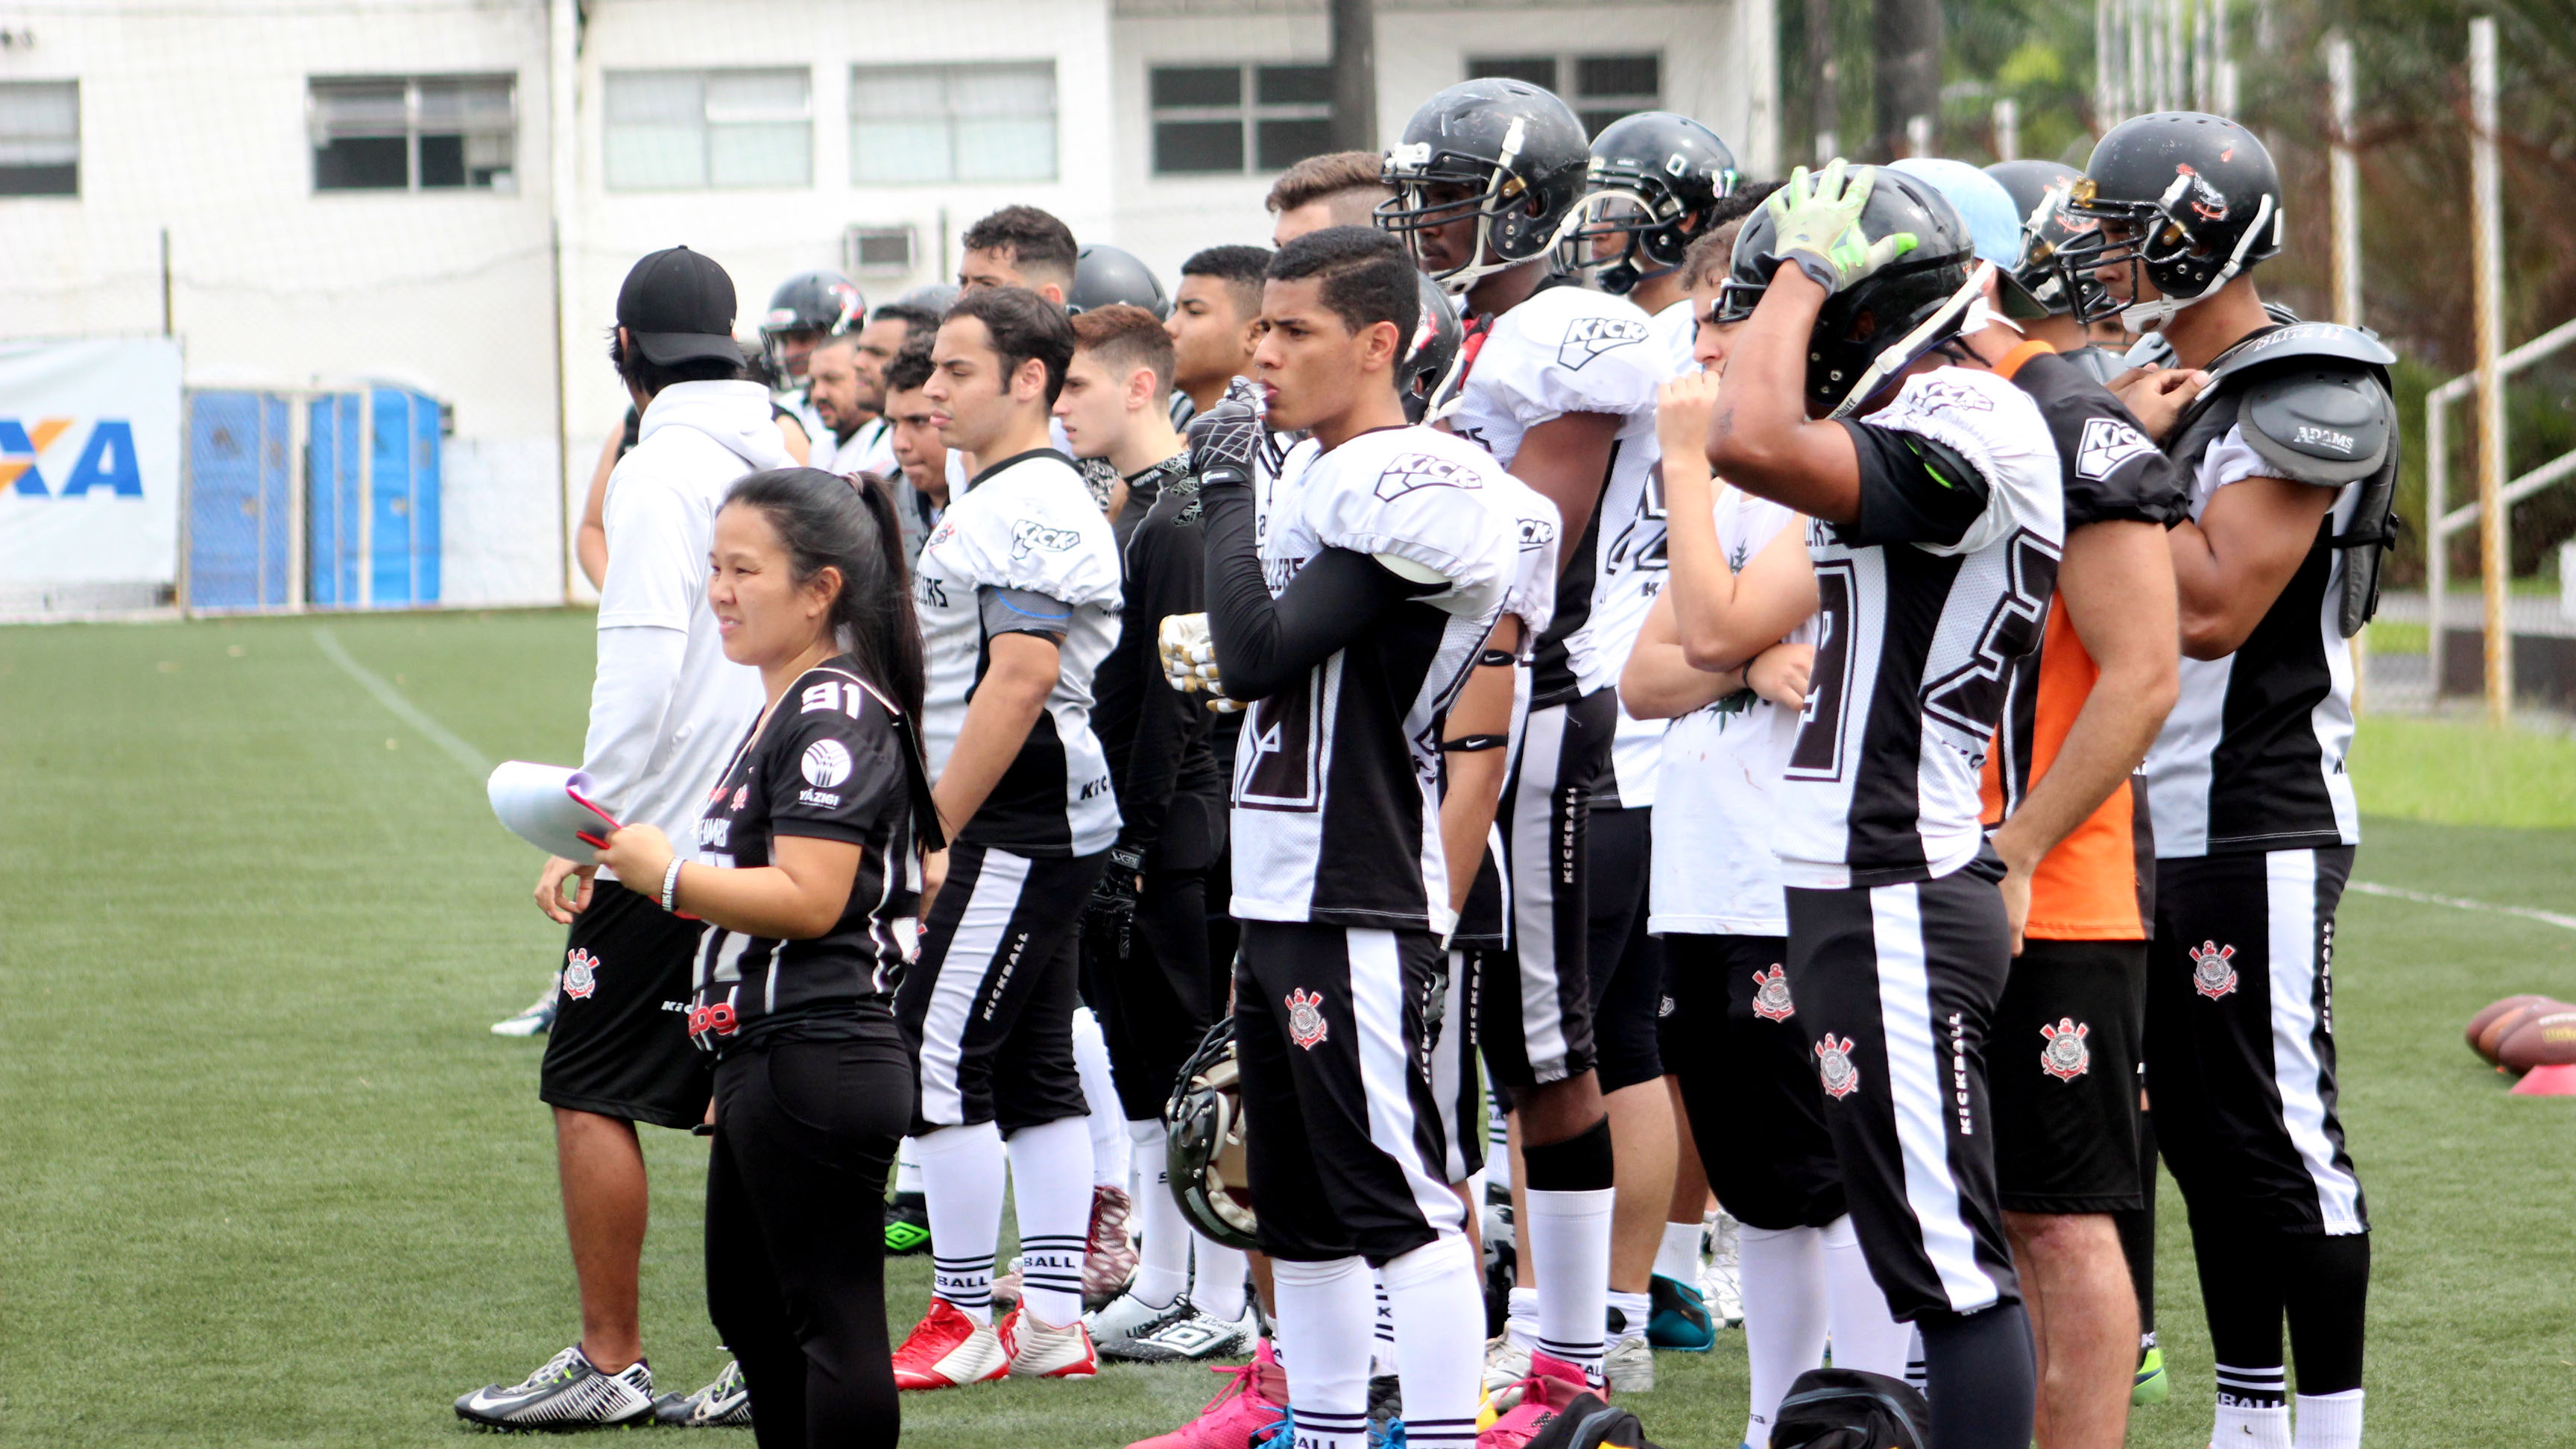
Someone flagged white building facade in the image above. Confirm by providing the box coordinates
[0,0,1775,607]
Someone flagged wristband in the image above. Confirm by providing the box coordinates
[661,857,684,912]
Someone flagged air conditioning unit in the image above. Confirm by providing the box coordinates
[844,224,918,277]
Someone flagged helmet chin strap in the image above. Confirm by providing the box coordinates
[2118,193,2276,334]
[1827,262,1994,420]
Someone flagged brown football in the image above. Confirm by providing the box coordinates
[2497,1009,2576,1073]
[2468,995,2557,1062]
[2477,999,2566,1064]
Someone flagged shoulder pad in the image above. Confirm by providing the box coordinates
[2237,365,2396,486]
[2060,346,2124,385]
[2203,321,2396,392]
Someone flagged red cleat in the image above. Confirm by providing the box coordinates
[891,1298,1009,1391]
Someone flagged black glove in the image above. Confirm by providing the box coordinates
[1087,845,1148,959]
[1185,379,1266,487]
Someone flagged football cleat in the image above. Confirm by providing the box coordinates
[1603,1330,1654,1393]
[1475,1351,1595,1448]
[1480,1332,1534,1407]
[1646,1272,1714,1352]
[1367,1371,1404,1442]
[1000,1305,1099,1379]
[2132,1344,2169,1406]
[652,1357,752,1427]
[891,1298,1009,1391]
[1127,1340,1290,1449]
[1087,1288,1196,1361]
[490,980,559,1037]
[1085,1184,1140,1309]
[1126,1301,1260,1363]
[884,1191,932,1255]
[1700,1210,1744,1327]
[454,1343,654,1430]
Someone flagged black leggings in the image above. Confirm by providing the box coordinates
[708,1036,913,1449]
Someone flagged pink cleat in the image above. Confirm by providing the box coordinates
[1127,1339,1290,1449]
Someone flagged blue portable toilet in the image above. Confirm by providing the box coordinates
[308,386,441,607]
[184,391,294,609]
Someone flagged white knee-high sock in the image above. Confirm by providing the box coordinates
[1485,1087,1512,1191]
[1738,1223,1831,1449]
[1070,1006,1128,1189]
[1126,1117,1189,1308]
[1004,1116,1094,1327]
[1194,1240,1251,1320]
[916,1120,1008,1323]
[1372,1272,1398,1377]
[1819,1215,1913,1378]
[1383,1234,1483,1449]
[1273,1256,1374,1449]
[2214,1366,2293,1449]
[1652,1220,1702,1285]
[2294,1389,2363,1449]
[1524,1189,1614,1375]
[894,1136,925,1195]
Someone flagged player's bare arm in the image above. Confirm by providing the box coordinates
[1439,614,1521,915]
[1509,411,1623,575]
[929,630,1061,839]
[1617,590,1743,720]
[596,827,862,940]
[2168,476,2337,659]
[1702,268,1866,523]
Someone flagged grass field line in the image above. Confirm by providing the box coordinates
[310,624,493,777]
[2349,879,2576,930]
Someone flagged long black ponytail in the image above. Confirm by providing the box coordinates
[722,467,944,853]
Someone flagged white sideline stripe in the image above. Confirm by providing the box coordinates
[2346,880,2576,932]
[312,625,492,777]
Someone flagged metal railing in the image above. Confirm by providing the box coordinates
[2421,313,2576,689]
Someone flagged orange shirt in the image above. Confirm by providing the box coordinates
[1980,602,2154,941]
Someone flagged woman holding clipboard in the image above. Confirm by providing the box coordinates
[596,467,938,1448]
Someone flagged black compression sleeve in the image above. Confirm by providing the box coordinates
[1199,474,1439,701]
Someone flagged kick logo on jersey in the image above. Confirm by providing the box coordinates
[1750,965,1796,1022]
[562,948,601,1001]
[1286,988,1330,1050]
[1556,315,1652,370]
[2039,1017,2092,1080]
[2190,941,2240,999]
[801,738,853,788]
[1374,451,1478,501]
[1011,519,1081,557]
[1814,1033,1860,1099]
[2074,415,2157,481]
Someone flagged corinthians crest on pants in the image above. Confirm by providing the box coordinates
[1750,965,1796,1022]
[2189,941,2239,1000]
[1814,1033,1860,1099]
[1286,988,1329,1050]
[563,947,600,1000]
[2039,1017,2092,1081]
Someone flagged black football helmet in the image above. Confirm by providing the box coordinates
[1984,159,2104,318]
[761,270,864,379]
[1067,244,1170,319]
[1716,165,1979,417]
[1164,1018,1257,1252]
[1378,78,1591,294]
[2053,111,2283,331]
[1557,112,1739,295]
[1402,271,1466,423]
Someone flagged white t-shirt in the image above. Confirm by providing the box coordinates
[583,379,793,875]
[1649,487,1803,937]
[1599,297,1705,807]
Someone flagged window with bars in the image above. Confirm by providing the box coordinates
[850,62,1055,185]
[1464,53,1661,136]
[310,75,514,192]
[0,80,77,196]
[1149,63,1333,175]
[604,69,810,191]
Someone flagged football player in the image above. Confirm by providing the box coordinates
[1379,76,1664,1404]
[760,269,864,446]
[1706,161,2065,1449]
[2059,113,2395,1449]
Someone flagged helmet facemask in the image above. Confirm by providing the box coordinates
[1379,119,1556,295]
[2054,175,2281,332]
[1553,184,1687,296]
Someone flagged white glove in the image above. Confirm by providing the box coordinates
[1158,613,1243,713]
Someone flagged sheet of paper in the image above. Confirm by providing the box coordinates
[487,761,622,859]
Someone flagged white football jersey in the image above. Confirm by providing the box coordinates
[914,448,1125,856]
[1228,425,1523,936]
[1597,297,1704,806]
[1448,282,1666,707]
[1771,366,2066,889]
[1650,487,1805,937]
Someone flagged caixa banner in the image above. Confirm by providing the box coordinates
[0,337,183,613]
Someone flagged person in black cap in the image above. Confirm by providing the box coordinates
[457,244,798,1433]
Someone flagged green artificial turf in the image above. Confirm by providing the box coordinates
[0,610,2570,1447]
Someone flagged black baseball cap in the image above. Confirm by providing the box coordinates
[616,246,741,366]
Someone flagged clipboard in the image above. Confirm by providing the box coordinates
[487,761,625,859]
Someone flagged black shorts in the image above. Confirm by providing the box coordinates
[1583,805,1665,1093]
[1664,932,1845,1231]
[2147,846,2367,1236]
[894,843,1103,1138]
[540,883,713,1131]
[1992,938,2147,1214]
[1786,864,2021,1322]
[1472,688,1614,1088]
[1234,921,1471,1263]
